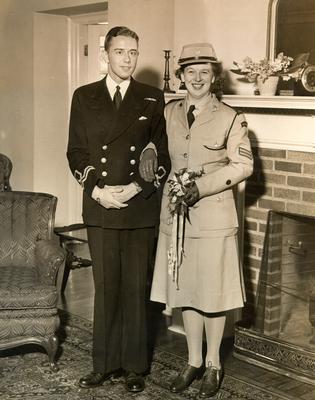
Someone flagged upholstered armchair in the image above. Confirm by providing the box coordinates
[0,191,65,371]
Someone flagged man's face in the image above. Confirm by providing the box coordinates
[181,63,214,100]
[105,35,139,83]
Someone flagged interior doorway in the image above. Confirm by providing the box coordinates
[33,7,107,226]
[68,13,108,224]
[70,12,108,87]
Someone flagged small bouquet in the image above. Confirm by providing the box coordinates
[167,168,203,289]
[231,52,293,83]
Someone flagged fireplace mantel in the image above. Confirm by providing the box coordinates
[223,95,315,113]
[165,93,315,113]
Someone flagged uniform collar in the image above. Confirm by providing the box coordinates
[105,74,131,100]
[185,93,219,116]
[175,93,219,129]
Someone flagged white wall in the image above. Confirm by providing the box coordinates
[173,0,269,93]
[0,0,104,192]
[33,13,70,225]
[0,0,35,190]
[108,0,175,89]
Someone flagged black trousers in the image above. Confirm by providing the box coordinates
[87,226,155,374]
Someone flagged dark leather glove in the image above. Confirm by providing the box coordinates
[184,181,200,206]
[139,149,157,182]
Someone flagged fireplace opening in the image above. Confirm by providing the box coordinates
[234,210,315,384]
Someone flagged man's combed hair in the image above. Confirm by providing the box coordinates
[104,26,139,51]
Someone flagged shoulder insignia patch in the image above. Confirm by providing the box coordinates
[239,147,252,160]
[241,121,248,127]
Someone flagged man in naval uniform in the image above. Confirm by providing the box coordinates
[67,26,170,393]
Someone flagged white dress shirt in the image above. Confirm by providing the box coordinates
[186,93,213,117]
[106,74,130,100]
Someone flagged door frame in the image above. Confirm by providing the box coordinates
[67,11,107,224]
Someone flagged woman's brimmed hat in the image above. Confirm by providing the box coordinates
[178,43,221,66]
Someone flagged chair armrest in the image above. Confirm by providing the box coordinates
[35,239,66,285]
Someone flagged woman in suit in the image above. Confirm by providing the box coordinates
[150,43,253,398]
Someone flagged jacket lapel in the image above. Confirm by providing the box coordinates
[192,95,218,129]
[176,95,218,131]
[106,79,143,143]
[87,78,115,129]
[176,99,189,129]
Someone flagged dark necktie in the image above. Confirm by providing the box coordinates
[187,105,195,128]
[113,85,122,110]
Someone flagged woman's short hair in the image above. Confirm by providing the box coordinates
[104,26,139,51]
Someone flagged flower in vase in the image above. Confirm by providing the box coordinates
[231,53,294,83]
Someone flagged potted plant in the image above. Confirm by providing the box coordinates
[231,53,294,95]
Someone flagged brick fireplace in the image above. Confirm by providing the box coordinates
[244,148,315,316]
[235,206,315,378]
[233,100,315,384]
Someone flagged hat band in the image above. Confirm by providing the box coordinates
[179,56,218,63]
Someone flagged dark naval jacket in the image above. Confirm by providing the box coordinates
[67,77,171,229]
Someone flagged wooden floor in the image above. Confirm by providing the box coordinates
[58,264,315,400]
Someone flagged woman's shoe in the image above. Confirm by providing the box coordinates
[199,364,223,398]
[170,364,203,393]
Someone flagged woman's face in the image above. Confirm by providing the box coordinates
[181,63,214,100]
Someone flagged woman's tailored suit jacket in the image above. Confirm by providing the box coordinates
[160,95,253,238]
[67,77,171,229]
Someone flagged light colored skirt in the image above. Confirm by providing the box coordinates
[150,230,245,313]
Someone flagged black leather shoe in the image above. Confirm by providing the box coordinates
[125,371,145,392]
[78,372,112,388]
[170,364,204,393]
[199,365,223,398]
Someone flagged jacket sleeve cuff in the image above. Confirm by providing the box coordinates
[83,170,99,197]
[133,172,156,198]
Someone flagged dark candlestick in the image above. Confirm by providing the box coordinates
[163,50,175,93]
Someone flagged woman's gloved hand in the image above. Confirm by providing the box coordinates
[184,182,200,206]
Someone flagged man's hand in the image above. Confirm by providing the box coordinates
[183,182,200,206]
[92,185,128,209]
[139,148,157,182]
[113,182,142,203]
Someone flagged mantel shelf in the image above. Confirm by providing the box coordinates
[164,93,315,111]
[222,95,315,110]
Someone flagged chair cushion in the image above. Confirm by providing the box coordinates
[0,192,56,268]
[0,266,58,309]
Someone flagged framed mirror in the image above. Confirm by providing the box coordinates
[267,0,315,95]
[267,0,315,62]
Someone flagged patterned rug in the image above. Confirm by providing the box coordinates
[0,311,285,400]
